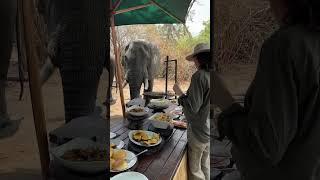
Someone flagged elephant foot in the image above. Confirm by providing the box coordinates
[110,98,117,105]
[0,116,23,139]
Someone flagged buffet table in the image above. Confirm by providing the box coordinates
[48,102,188,180]
[110,118,188,180]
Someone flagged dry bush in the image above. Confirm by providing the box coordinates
[152,37,196,82]
[214,0,278,72]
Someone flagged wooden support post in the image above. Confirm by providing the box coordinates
[21,0,50,179]
[110,11,126,118]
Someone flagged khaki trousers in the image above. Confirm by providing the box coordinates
[187,129,210,180]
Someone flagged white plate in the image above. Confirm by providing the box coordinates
[148,99,171,108]
[111,172,148,180]
[110,149,137,173]
[128,130,162,147]
[51,138,107,174]
[110,139,125,149]
[148,113,174,129]
[126,105,148,117]
[110,132,117,139]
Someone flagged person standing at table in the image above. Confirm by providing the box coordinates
[213,0,320,179]
[173,43,211,180]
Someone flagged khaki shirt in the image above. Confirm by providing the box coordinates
[179,69,210,143]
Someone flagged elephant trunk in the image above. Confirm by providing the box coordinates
[127,71,143,100]
[144,78,149,90]
[129,82,143,100]
[61,71,101,122]
[53,0,107,123]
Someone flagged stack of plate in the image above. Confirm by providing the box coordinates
[126,106,149,119]
[127,130,165,155]
[147,99,171,110]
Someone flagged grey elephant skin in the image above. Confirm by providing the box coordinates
[105,54,116,105]
[0,0,22,137]
[40,0,108,123]
[0,0,16,119]
[123,40,161,103]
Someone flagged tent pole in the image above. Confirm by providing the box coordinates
[115,3,153,15]
[110,13,126,118]
[21,0,50,179]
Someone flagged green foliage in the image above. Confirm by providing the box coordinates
[159,20,210,81]
[176,20,210,50]
[198,20,210,44]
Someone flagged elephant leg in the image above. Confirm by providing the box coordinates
[143,79,154,106]
[0,0,22,138]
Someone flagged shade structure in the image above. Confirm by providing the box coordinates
[19,0,195,179]
[112,0,193,25]
[110,0,194,118]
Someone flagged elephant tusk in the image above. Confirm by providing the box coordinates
[144,79,149,90]
[122,80,128,88]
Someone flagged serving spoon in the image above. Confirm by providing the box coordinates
[127,149,148,162]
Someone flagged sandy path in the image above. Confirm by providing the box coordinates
[0,67,190,178]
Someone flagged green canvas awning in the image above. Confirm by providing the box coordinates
[112,0,193,26]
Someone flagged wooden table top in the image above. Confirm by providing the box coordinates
[110,118,188,180]
[48,104,187,180]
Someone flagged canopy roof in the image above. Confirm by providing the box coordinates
[112,0,193,26]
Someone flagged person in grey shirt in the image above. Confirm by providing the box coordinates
[173,43,211,180]
[214,0,320,179]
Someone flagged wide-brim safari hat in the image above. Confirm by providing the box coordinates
[186,43,210,61]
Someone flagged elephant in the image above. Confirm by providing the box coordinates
[38,0,108,123]
[0,0,22,138]
[122,40,161,105]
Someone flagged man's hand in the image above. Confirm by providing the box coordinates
[173,83,184,96]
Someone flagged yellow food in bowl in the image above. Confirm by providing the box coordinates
[110,143,116,149]
[154,113,172,122]
[112,150,127,160]
[110,149,128,171]
[132,131,160,145]
[111,159,128,171]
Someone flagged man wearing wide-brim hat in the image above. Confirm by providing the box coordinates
[173,43,211,180]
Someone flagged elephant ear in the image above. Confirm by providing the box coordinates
[148,43,161,78]
[141,42,151,60]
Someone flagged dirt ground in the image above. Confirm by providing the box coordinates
[0,48,256,179]
[0,57,191,179]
